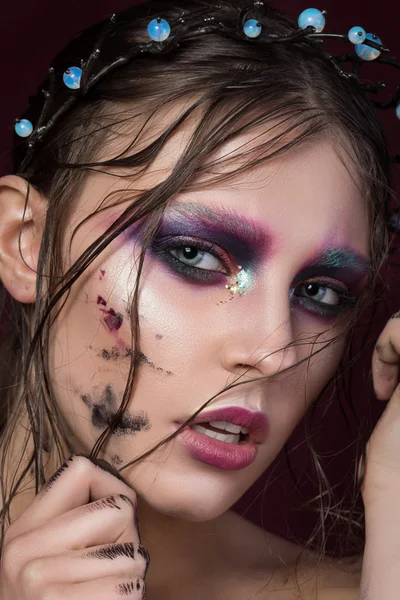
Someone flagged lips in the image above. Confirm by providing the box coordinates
[188,406,269,444]
[176,406,269,471]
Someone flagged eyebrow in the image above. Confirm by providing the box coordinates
[167,202,267,236]
[307,248,372,273]
[161,203,372,273]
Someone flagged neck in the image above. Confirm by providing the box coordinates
[137,495,226,589]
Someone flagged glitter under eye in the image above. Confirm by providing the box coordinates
[225,267,252,297]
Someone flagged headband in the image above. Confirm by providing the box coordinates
[12,3,400,228]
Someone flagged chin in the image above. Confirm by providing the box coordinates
[131,464,246,521]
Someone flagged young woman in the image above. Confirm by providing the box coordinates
[0,0,399,597]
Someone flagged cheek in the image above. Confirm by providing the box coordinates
[137,257,230,358]
[268,326,346,436]
[300,328,346,410]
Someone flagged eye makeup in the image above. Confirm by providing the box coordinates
[147,202,270,287]
[226,267,253,296]
[291,248,371,319]
[293,248,371,292]
[128,202,371,319]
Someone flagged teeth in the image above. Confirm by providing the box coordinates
[209,421,249,435]
[191,424,240,444]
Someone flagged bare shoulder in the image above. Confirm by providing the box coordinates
[215,511,361,599]
[268,541,361,599]
[312,555,361,599]
[267,533,361,599]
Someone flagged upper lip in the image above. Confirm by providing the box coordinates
[180,406,269,444]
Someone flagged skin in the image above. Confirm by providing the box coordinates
[43,137,370,519]
[0,127,382,598]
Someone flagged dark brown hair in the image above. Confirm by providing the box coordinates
[0,0,394,557]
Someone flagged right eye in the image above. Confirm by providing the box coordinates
[149,235,234,284]
[169,246,225,271]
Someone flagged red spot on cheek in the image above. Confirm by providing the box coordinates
[96,295,125,340]
[99,269,106,280]
[102,308,123,332]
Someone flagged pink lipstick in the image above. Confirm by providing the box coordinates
[177,406,269,471]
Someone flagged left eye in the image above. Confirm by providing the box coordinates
[296,282,341,305]
[170,246,225,271]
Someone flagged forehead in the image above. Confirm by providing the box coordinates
[76,113,370,260]
[176,136,370,258]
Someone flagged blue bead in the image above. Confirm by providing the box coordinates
[396,104,400,120]
[243,19,262,39]
[298,8,326,33]
[355,33,382,61]
[63,66,82,90]
[147,18,171,42]
[15,119,33,138]
[348,26,366,44]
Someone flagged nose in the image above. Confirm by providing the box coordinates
[220,296,299,379]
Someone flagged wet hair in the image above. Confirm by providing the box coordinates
[0,0,394,559]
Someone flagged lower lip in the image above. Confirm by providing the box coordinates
[178,426,257,470]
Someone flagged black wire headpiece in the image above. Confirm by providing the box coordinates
[13,4,400,179]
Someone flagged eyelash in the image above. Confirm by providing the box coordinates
[150,236,359,316]
[292,279,358,317]
[150,235,233,283]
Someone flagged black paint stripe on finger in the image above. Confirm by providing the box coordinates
[137,545,150,574]
[116,579,142,595]
[84,495,123,514]
[42,456,74,493]
[83,542,135,560]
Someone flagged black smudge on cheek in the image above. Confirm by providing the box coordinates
[81,385,151,436]
[138,352,155,369]
[138,352,174,376]
[98,346,174,376]
[100,346,132,361]
[111,454,124,466]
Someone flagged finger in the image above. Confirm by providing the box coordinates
[3,494,140,574]
[372,318,400,400]
[35,575,146,600]
[19,543,149,588]
[6,455,137,542]
[361,383,400,507]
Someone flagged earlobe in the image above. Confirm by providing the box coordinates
[0,175,46,304]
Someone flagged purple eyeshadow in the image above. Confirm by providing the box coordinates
[155,202,271,267]
[125,202,370,317]
[293,248,371,293]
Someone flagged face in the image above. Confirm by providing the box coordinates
[46,132,370,521]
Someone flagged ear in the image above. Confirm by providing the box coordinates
[0,175,47,304]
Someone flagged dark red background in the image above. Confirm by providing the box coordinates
[1,1,400,552]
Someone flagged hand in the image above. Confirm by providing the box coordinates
[361,312,400,507]
[0,455,149,599]
[359,313,400,599]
